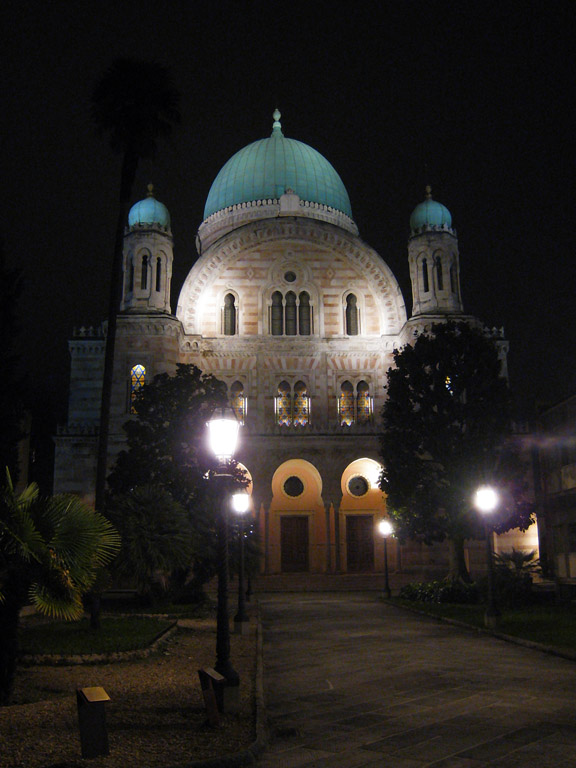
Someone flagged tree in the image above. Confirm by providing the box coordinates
[379,322,534,581]
[91,58,181,513]
[107,364,246,594]
[0,241,25,485]
[0,473,120,704]
[106,484,196,598]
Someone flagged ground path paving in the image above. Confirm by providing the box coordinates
[257,592,576,767]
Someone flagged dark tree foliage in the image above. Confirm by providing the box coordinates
[0,241,25,484]
[107,364,247,594]
[380,322,534,580]
[108,364,228,501]
[106,485,196,597]
[91,58,181,513]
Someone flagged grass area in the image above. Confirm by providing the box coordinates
[19,616,175,656]
[392,599,576,653]
[105,601,215,619]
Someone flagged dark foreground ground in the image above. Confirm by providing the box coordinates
[1,619,256,768]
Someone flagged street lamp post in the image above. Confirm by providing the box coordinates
[232,492,250,635]
[207,407,241,692]
[378,519,393,599]
[474,485,501,629]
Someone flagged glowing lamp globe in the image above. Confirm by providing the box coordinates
[207,407,240,462]
[378,520,393,537]
[474,486,498,515]
[232,492,250,515]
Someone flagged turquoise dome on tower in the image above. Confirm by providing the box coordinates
[204,110,353,220]
[128,185,171,229]
[410,186,452,232]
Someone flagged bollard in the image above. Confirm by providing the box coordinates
[76,686,111,759]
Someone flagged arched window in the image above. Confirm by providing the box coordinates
[339,381,354,426]
[293,381,310,426]
[130,364,146,414]
[129,259,134,293]
[345,294,358,335]
[271,292,283,336]
[337,380,372,425]
[141,254,148,290]
[275,381,291,426]
[435,257,443,290]
[223,293,237,335]
[156,257,162,292]
[450,263,456,293]
[285,291,297,335]
[230,380,246,424]
[422,258,429,292]
[357,380,372,424]
[299,292,311,335]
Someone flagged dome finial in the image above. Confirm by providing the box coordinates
[147,183,155,198]
[425,185,432,200]
[272,109,282,133]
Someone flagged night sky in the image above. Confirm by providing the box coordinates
[3,0,575,422]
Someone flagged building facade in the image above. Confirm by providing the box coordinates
[55,111,530,575]
[534,395,576,589]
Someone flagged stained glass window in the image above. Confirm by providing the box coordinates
[275,381,291,426]
[357,381,371,424]
[130,364,146,414]
[339,381,354,426]
[293,381,309,426]
[231,380,245,424]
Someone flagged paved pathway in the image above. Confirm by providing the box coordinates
[257,593,576,767]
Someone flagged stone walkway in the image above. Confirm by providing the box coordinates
[257,593,576,767]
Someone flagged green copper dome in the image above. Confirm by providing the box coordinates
[129,185,170,229]
[410,186,452,232]
[204,111,353,220]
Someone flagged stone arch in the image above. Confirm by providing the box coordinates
[177,219,407,336]
[271,458,323,505]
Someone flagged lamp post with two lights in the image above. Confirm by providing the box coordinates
[232,491,250,635]
[206,407,241,690]
[474,485,501,629]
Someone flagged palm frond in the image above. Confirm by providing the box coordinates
[29,583,84,621]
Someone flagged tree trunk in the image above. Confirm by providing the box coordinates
[448,536,472,582]
[89,593,101,631]
[94,150,138,513]
[0,597,22,705]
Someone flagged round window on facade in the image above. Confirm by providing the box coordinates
[284,475,304,497]
[284,271,297,283]
[348,475,369,497]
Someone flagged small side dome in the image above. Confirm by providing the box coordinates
[128,184,171,229]
[410,186,452,233]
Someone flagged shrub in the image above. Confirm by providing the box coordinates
[398,579,478,604]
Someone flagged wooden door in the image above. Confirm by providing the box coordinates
[346,515,374,572]
[281,516,309,572]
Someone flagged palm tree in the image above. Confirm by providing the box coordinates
[0,473,120,704]
[91,58,180,512]
[106,484,196,598]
